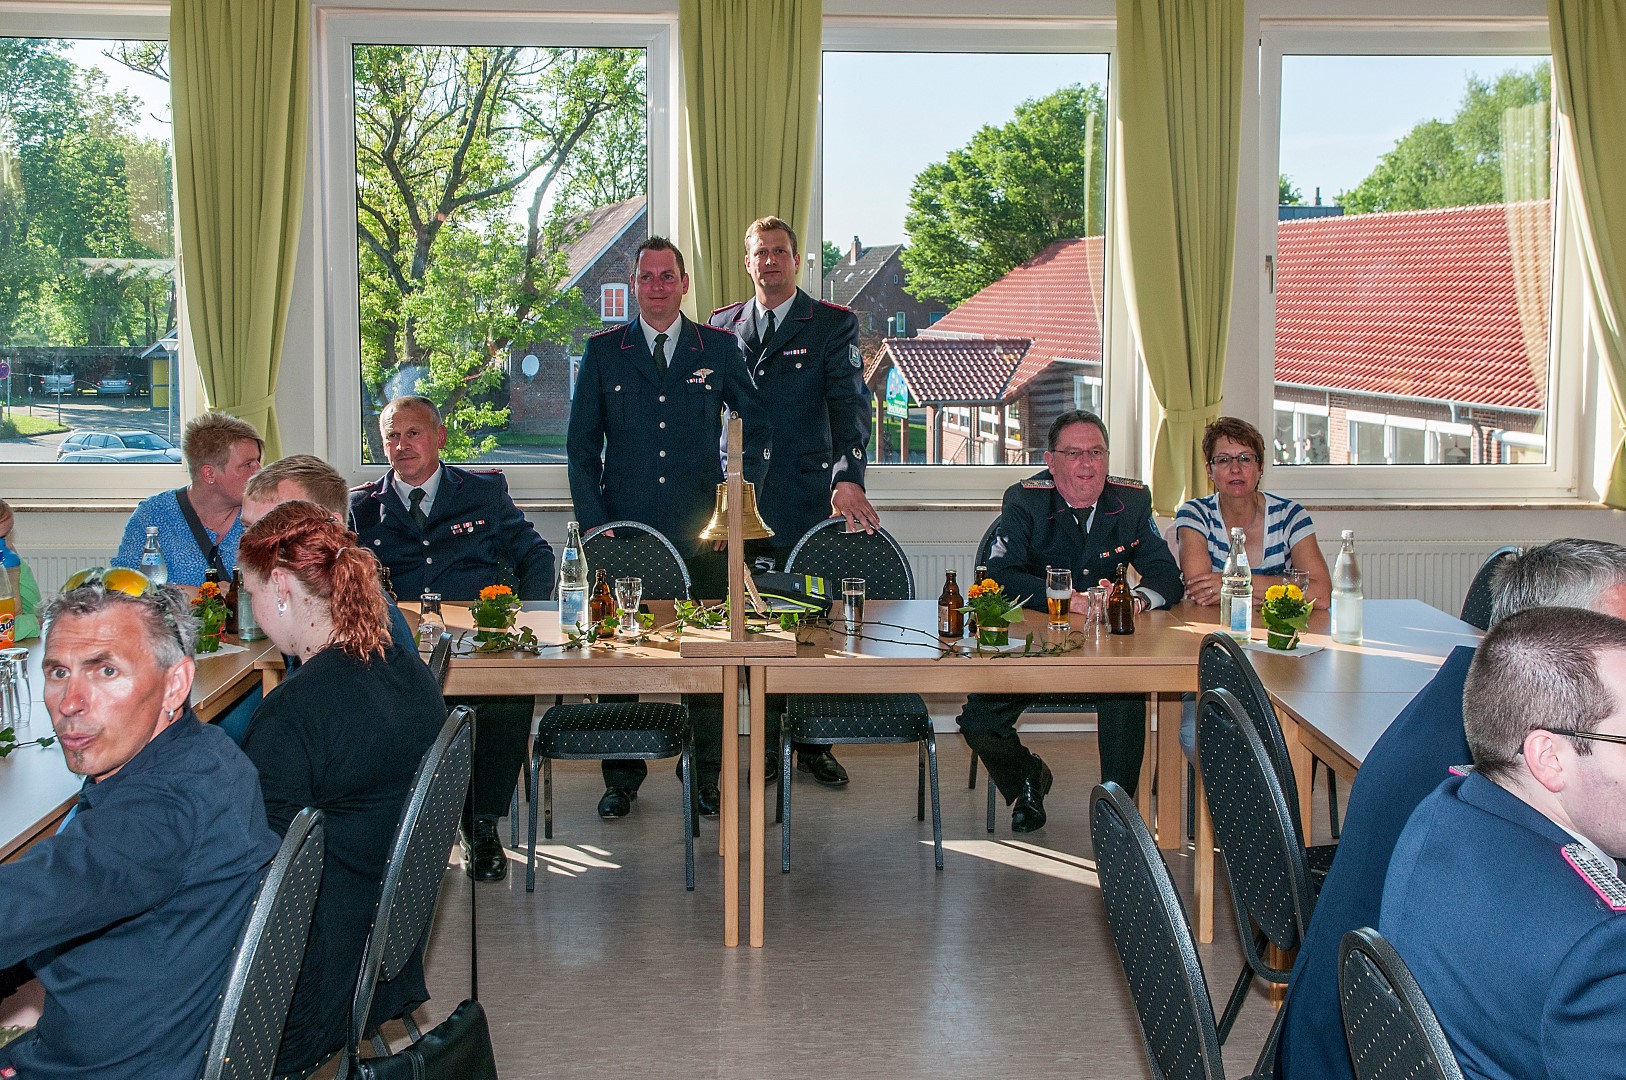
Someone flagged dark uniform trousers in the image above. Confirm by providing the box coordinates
[956,470,1184,804]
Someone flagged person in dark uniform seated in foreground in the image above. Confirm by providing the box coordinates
[568,235,772,819]
[239,502,446,1074]
[710,215,878,787]
[0,573,278,1077]
[1381,607,1626,1079]
[351,395,556,882]
[1277,538,1626,1079]
[956,410,1183,833]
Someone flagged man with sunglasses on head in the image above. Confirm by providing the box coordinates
[0,570,279,1078]
[956,410,1182,832]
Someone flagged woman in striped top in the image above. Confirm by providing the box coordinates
[1175,416,1331,609]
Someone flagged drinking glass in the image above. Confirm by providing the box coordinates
[1283,568,1311,595]
[842,578,865,635]
[1085,585,1110,629]
[614,576,643,637]
[1046,567,1073,630]
[0,647,31,736]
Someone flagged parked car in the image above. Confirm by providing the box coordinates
[56,448,184,464]
[56,429,181,462]
[95,375,133,396]
[39,373,76,395]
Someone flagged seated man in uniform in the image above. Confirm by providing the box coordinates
[956,409,1183,833]
[1381,606,1626,1079]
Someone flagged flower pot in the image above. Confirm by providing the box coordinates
[472,624,510,646]
[1265,626,1299,650]
[977,626,1010,648]
[197,631,221,654]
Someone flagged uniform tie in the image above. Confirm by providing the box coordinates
[653,331,668,376]
[409,487,427,530]
[761,309,776,360]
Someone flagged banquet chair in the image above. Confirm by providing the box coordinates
[336,708,474,1076]
[524,521,699,891]
[1197,688,1317,1044]
[202,807,325,1080]
[427,631,452,691]
[1339,928,1465,1080]
[1090,781,1274,1080]
[1459,545,1522,631]
[1199,632,1338,872]
[779,517,942,872]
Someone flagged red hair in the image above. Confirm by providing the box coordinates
[239,501,389,660]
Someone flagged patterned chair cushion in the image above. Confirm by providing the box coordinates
[535,701,690,760]
[784,693,931,742]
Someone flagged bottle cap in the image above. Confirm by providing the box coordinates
[1341,529,1356,540]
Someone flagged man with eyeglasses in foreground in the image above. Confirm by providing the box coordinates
[1380,606,1626,1078]
[1277,538,1626,1080]
[956,410,1183,832]
[0,570,279,1077]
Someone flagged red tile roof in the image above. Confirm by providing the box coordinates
[1274,201,1549,411]
[878,338,1033,403]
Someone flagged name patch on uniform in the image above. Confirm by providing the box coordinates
[1021,478,1055,489]
[688,367,714,384]
[450,519,485,535]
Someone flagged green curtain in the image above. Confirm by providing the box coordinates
[1115,0,1244,515]
[680,0,821,317]
[1549,0,1626,508]
[171,0,308,458]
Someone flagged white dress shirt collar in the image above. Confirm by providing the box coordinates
[641,314,685,355]
[392,463,444,519]
[752,293,796,340]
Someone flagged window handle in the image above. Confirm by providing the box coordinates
[1265,254,1275,294]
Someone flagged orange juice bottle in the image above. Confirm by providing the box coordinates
[0,565,15,649]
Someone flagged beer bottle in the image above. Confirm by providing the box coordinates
[1107,563,1136,635]
[967,563,988,635]
[589,568,615,637]
[224,568,241,636]
[938,569,965,637]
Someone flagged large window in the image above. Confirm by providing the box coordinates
[0,35,180,465]
[1268,44,1554,471]
[820,47,1111,467]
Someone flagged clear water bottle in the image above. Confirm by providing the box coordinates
[1331,529,1364,644]
[558,521,590,634]
[139,526,168,586]
[236,567,266,641]
[417,592,444,651]
[1219,526,1253,641]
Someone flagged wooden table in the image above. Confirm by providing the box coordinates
[745,599,1203,948]
[1,633,282,863]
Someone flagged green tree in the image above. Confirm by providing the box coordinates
[821,239,841,276]
[1279,175,1304,206]
[353,45,644,460]
[1339,64,1550,213]
[900,83,1108,306]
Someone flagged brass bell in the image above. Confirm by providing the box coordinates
[698,481,775,542]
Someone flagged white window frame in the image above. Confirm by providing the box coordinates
[816,14,1129,501]
[600,283,630,322]
[0,3,196,500]
[1246,19,1588,503]
[314,4,676,498]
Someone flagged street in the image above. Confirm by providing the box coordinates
[0,393,177,462]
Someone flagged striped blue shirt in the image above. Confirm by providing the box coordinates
[1174,492,1316,576]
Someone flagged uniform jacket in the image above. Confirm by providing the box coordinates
[1381,771,1626,1079]
[709,288,871,547]
[988,470,1183,611]
[1278,645,1477,1080]
[567,315,771,550]
[350,465,555,602]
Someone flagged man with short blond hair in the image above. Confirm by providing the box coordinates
[244,453,350,519]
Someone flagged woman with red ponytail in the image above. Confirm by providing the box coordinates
[238,500,446,1073]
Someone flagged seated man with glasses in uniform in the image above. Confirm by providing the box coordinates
[0,568,279,1078]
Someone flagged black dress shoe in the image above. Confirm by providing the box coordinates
[697,782,721,817]
[1010,756,1054,834]
[461,817,508,882]
[598,787,637,819]
[798,750,850,787]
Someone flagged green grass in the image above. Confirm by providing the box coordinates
[0,415,69,439]
[493,431,566,447]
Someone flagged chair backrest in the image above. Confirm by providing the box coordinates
[582,520,692,600]
[343,707,474,1063]
[1196,688,1315,966]
[1197,632,1310,847]
[427,631,453,693]
[784,518,916,600]
[1339,928,1466,1080]
[1090,782,1227,1080]
[202,807,326,1080]
[1459,545,1522,631]
[973,514,1001,569]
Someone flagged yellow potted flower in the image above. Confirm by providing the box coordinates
[1261,582,1314,650]
[962,578,1027,648]
[470,584,522,645]
[191,580,230,654]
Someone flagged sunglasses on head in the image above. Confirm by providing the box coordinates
[62,566,161,597]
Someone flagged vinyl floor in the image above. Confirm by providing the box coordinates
[412,733,1319,1080]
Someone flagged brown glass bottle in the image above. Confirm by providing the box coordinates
[966,563,988,634]
[224,568,242,636]
[589,569,615,637]
[1107,563,1136,635]
[938,569,965,637]
[378,564,397,601]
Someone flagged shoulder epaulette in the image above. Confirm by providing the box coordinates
[1107,475,1147,490]
[697,322,734,335]
[711,301,746,316]
[814,298,853,313]
[587,326,619,339]
[1020,478,1055,489]
[1562,842,1626,911]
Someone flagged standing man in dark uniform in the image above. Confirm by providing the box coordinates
[957,410,1183,832]
[568,235,771,818]
[710,215,877,787]
[351,395,556,881]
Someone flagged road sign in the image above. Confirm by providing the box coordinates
[0,360,10,380]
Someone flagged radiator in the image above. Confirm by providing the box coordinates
[26,552,109,595]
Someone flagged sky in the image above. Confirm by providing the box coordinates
[65,40,171,140]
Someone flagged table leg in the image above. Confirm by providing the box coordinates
[722,665,739,948]
[748,666,766,948]
[1154,693,1183,850]
[1195,772,1215,943]
[1137,696,1155,825]
[1279,706,1315,839]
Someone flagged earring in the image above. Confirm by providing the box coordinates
[276,596,288,615]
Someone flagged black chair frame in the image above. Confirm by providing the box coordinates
[1459,545,1522,631]
[581,520,693,602]
[1339,927,1466,1080]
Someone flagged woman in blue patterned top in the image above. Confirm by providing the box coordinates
[112,411,263,586]
[1175,416,1331,607]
